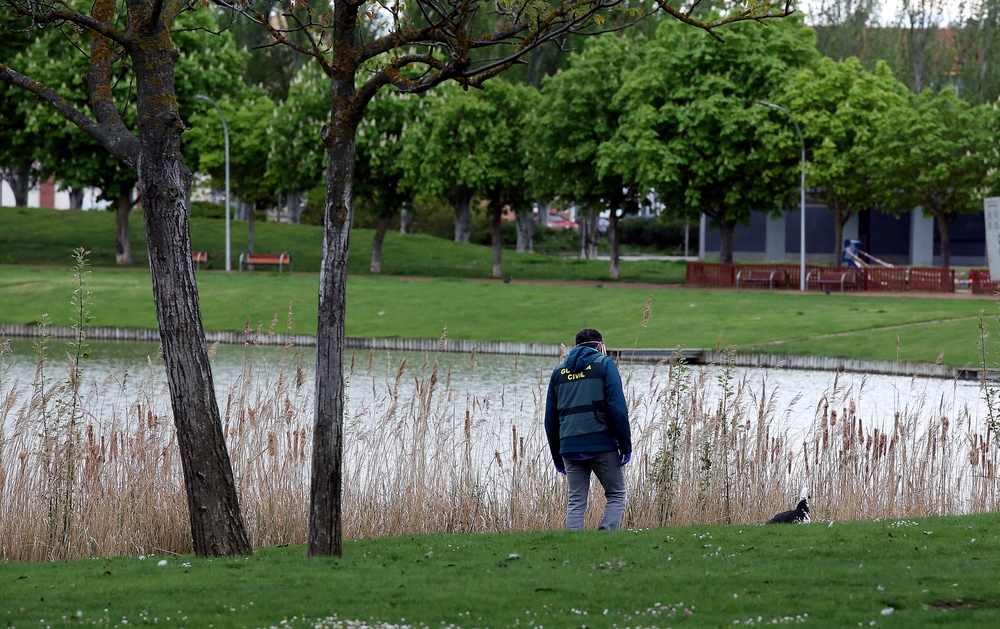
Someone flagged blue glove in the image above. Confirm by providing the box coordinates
[619,452,631,467]
[555,463,567,475]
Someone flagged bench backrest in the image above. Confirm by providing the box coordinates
[192,251,209,263]
[246,253,290,264]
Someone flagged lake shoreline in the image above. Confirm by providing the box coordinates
[2,322,988,380]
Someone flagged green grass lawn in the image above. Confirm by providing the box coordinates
[3,515,1000,628]
[0,207,686,283]
[0,265,994,366]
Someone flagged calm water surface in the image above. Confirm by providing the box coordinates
[1,338,987,436]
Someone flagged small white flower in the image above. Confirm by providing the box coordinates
[880,608,894,615]
[158,560,168,567]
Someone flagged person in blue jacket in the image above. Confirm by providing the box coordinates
[544,328,632,530]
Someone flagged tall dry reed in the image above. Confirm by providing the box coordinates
[2,324,998,562]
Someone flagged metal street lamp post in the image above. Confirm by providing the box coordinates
[756,100,806,291]
[193,94,231,272]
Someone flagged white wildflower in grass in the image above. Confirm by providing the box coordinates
[158,559,167,566]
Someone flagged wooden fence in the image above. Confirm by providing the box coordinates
[687,262,955,293]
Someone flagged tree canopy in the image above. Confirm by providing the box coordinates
[599,15,819,263]
[784,56,909,259]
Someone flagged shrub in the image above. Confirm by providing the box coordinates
[617,217,690,251]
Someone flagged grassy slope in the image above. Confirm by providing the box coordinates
[0,207,686,283]
[0,266,992,365]
[3,515,1000,628]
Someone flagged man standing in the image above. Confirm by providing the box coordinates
[545,328,632,530]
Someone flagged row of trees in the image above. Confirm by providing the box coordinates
[260,14,995,270]
[4,6,996,274]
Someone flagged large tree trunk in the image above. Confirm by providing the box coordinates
[10,159,31,207]
[131,45,251,557]
[399,207,414,233]
[247,200,255,255]
[491,199,504,278]
[933,210,954,268]
[286,189,303,223]
[718,219,737,264]
[608,209,621,280]
[309,61,360,557]
[454,184,473,243]
[370,209,392,273]
[515,208,534,253]
[833,206,852,263]
[537,200,550,227]
[115,189,132,264]
[579,209,598,259]
[69,187,85,209]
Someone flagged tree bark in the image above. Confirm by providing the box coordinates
[399,207,414,233]
[309,55,360,556]
[608,209,621,280]
[247,200,255,255]
[933,209,954,268]
[579,209,598,259]
[491,199,504,278]
[537,200,551,227]
[286,189,303,223]
[10,159,31,207]
[131,40,251,558]
[833,206,852,263]
[370,209,392,273]
[115,189,132,265]
[69,187,85,209]
[454,184,473,243]
[718,219,737,264]
[515,209,534,253]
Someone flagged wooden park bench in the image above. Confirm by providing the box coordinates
[239,252,292,274]
[806,268,861,292]
[192,251,209,270]
[735,266,790,290]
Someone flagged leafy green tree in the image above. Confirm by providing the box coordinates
[599,15,818,263]
[784,57,909,259]
[871,87,991,268]
[2,0,254,555]
[186,90,276,255]
[265,62,328,222]
[402,80,539,277]
[530,34,640,278]
[0,26,39,207]
[354,88,423,272]
[12,9,247,264]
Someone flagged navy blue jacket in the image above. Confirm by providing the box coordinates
[544,346,631,467]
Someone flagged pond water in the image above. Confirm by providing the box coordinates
[0,337,987,437]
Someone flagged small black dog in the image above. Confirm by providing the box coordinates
[767,493,810,524]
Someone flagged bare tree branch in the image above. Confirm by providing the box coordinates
[8,3,131,47]
[0,62,139,167]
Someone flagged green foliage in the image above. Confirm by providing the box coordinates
[186,90,278,205]
[401,80,540,210]
[599,16,819,231]
[616,217,688,251]
[530,34,639,211]
[870,87,992,266]
[784,57,909,254]
[266,63,328,195]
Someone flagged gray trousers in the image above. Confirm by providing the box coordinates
[564,450,626,530]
